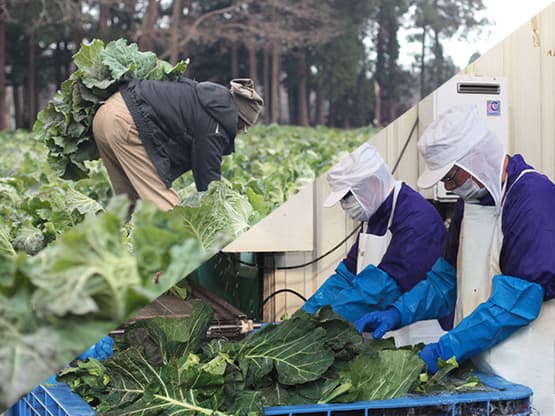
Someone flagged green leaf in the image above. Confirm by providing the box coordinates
[328,349,425,402]
[0,310,114,409]
[127,301,213,365]
[238,317,335,386]
[28,197,145,321]
[66,187,104,215]
[102,38,158,80]
[0,225,15,258]
[73,40,114,90]
[59,303,227,416]
[145,59,188,80]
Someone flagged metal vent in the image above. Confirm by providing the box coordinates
[457,82,500,94]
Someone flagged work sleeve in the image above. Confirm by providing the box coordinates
[343,233,361,275]
[436,274,543,363]
[379,211,446,293]
[331,264,401,323]
[500,174,555,298]
[302,261,356,314]
[391,257,457,326]
[191,127,231,192]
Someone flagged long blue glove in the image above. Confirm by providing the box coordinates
[438,274,543,364]
[354,307,401,338]
[331,264,401,323]
[393,257,457,326]
[302,261,355,313]
[418,341,454,374]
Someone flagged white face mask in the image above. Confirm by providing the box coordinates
[340,195,368,222]
[452,177,489,201]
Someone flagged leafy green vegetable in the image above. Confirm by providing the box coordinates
[123,301,214,367]
[0,225,15,258]
[324,349,425,403]
[28,197,144,321]
[12,226,45,255]
[59,301,228,416]
[237,318,335,386]
[34,38,187,179]
[58,306,466,415]
[0,290,115,409]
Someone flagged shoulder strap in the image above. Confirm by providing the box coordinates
[501,169,536,207]
[387,181,403,228]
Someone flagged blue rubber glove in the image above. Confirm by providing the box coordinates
[354,307,401,338]
[418,341,453,374]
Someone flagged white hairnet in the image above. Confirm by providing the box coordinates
[417,104,506,207]
[324,143,396,218]
[456,133,505,207]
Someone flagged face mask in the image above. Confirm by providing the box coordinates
[340,195,368,222]
[452,177,489,201]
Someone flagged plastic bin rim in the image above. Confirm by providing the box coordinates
[264,372,532,414]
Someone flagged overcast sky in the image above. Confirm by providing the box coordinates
[398,0,554,69]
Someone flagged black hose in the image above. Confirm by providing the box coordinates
[237,221,363,271]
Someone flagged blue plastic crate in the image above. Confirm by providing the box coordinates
[6,336,114,416]
[9,372,531,416]
[10,383,95,416]
[265,373,532,416]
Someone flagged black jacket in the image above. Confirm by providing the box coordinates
[120,77,238,191]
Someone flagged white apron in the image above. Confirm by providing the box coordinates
[356,181,401,272]
[457,169,555,415]
[357,181,445,346]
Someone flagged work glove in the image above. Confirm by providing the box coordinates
[354,307,401,338]
[418,342,442,374]
[418,340,454,374]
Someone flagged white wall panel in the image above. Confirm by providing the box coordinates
[261,3,555,321]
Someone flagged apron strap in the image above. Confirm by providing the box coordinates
[387,181,402,229]
[501,169,536,207]
[363,181,402,233]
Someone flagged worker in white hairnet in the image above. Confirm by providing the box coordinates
[355,105,555,409]
[302,142,447,324]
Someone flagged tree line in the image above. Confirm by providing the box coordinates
[1,0,488,131]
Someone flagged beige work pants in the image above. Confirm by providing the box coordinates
[92,92,179,211]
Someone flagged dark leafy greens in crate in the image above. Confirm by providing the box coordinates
[57,305,482,415]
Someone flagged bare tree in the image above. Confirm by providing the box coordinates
[159,1,253,61]
[98,0,110,33]
[5,0,82,127]
[192,1,345,124]
[168,0,183,65]
[0,0,5,130]
[138,0,158,51]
